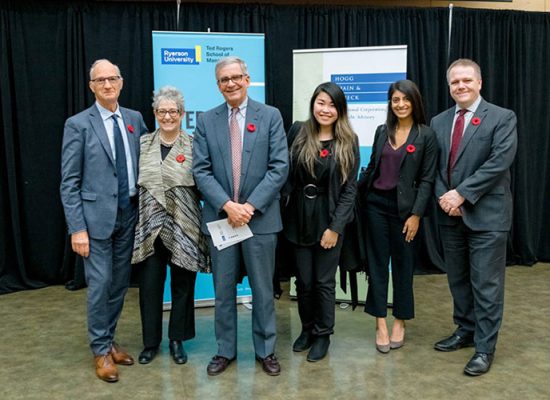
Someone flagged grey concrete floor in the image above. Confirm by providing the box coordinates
[1,264,550,399]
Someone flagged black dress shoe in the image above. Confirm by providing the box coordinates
[464,353,494,376]
[434,333,474,352]
[293,331,313,352]
[307,335,330,362]
[207,355,234,376]
[169,340,188,364]
[256,354,281,376]
[138,347,158,364]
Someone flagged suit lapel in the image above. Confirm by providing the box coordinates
[441,108,455,167]
[454,99,489,166]
[374,126,388,169]
[241,99,260,187]
[400,124,419,169]
[119,108,139,176]
[89,105,115,167]
[213,104,234,191]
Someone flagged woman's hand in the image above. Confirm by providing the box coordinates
[402,215,420,243]
[320,229,339,249]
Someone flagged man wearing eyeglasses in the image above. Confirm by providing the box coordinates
[60,59,148,382]
[193,56,289,376]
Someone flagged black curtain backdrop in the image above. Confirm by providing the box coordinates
[1,1,548,294]
[448,8,550,266]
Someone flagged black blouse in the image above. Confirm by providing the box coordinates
[284,140,334,246]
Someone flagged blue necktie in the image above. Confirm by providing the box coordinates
[112,114,130,209]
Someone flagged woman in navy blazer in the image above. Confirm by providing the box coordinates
[358,80,437,353]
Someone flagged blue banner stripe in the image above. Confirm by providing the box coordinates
[332,72,406,83]
[337,83,393,92]
[345,92,388,103]
[333,72,406,103]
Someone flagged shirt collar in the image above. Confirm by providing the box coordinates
[455,95,482,115]
[226,97,248,115]
[96,101,121,121]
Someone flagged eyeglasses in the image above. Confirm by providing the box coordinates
[217,74,246,86]
[90,76,122,86]
[155,109,180,117]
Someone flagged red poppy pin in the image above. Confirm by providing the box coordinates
[320,149,330,158]
[247,123,256,133]
[176,154,185,163]
[406,144,416,153]
[127,124,134,133]
[471,117,481,126]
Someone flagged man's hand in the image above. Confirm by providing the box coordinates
[402,215,420,243]
[223,201,254,228]
[448,207,463,217]
[71,230,90,258]
[243,202,256,216]
[439,189,465,215]
[320,229,339,249]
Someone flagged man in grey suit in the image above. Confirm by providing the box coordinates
[192,56,288,376]
[431,59,517,376]
[60,59,147,382]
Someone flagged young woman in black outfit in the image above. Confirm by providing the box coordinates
[283,82,359,362]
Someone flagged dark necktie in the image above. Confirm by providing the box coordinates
[112,114,130,208]
[229,107,242,202]
[448,109,467,185]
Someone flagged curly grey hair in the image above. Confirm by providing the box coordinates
[152,86,185,112]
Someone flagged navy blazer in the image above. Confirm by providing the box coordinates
[431,98,517,231]
[358,124,437,220]
[60,104,148,239]
[192,98,289,235]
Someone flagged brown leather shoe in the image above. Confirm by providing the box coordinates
[256,354,281,376]
[94,353,119,382]
[206,355,233,376]
[111,342,134,365]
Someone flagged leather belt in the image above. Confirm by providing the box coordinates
[303,184,326,199]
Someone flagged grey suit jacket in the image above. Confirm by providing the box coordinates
[192,97,289,235]
[60,103,148,239]
[431,98,518,231]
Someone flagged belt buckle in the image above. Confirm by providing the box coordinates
[304,184,317,199]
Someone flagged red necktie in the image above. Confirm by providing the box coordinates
[229,107,242,202]
[448,109,467,185]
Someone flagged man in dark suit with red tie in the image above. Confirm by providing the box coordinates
[430,59,517,376]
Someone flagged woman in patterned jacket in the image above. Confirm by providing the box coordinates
[132,86,209,365]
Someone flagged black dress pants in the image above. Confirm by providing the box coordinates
[138,238,197,348]
[294,239,343,336]
[364,189,416,320]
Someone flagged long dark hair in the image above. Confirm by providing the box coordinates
[386,80,426,144]
[291,82,357,183]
